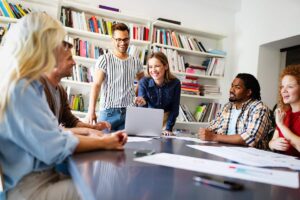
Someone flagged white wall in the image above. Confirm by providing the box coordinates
[233,0,300,107]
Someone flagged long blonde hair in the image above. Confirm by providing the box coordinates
[0,12,66,120]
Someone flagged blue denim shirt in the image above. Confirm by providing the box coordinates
[0,79,79,193]
[138,77,181,131]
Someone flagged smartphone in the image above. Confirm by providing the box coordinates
[134,149,155,157]
[193,175,244,190]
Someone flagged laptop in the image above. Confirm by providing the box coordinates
[125,107,164,137]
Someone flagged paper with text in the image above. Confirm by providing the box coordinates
[163,136,216,144]
[127,137,153,143]
[187,145,300,170]
[135,153,299,188]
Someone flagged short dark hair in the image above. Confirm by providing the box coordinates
[236,73,261,100]
[112,23,129,35]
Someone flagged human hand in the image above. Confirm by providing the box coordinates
[269,137,290,151]
[198,128,216,141]
[93,121,111,131]
[86,111,97,125]
[162,130,174,136]
[275,108,286,127]
[101,131,127,150]
[134,96,146,106]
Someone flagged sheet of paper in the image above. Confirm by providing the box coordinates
[163,136,216,144]
[135,153,299,188]
[127,136,153,143]
[187,145,300,170]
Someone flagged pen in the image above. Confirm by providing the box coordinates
[229,165,273,176]
[193,175,243,190]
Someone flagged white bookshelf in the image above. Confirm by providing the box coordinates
[152,43,225,58]
[58,0,152,118]
[151,20,227,132]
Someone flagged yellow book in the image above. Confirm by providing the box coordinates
[107,21,112,36]
[15,4,26,16]
[2,0,15,18]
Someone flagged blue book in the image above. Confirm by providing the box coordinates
[0,1,9,17]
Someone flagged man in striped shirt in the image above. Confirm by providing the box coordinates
[88,23,144,131]
[198,73,273,149]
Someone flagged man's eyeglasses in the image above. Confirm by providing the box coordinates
[113,37,130,43]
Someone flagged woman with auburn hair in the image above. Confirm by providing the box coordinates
[135,51,181,135]
[269,65,300,156]
[0,13,126,200]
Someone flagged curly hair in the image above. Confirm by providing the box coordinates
[278,64,300,111]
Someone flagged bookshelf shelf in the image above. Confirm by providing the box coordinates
[61,1,151,25]
[65,27,151,46]
[71,110,87,117]
[151,19,226,132]
[180,93,221,100]
[73,56,97,64]
[61,79,92,86]
[152,43,225,58]
[152,20,226,40]
[0,16,18,23]
[173,71,222,80]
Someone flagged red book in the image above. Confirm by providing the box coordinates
[91,16,99,33]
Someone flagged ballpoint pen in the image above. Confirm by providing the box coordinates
[193,175,243,190]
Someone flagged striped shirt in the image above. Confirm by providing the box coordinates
[96,53,143,109]
[208,99,272,149]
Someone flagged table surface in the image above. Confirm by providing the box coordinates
[68,137,300,200]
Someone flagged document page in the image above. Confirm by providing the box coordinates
[163,136,216,144]
[127,137,154,143]
[135,153,299,188]
[187,145,300,170]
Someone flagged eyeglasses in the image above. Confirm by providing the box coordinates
[113,37,130,43]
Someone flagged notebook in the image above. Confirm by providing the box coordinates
[125,107,164,137]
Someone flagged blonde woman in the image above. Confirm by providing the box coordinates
[0,13,127,200]
[135,52,181,135]
[269,65,300,156]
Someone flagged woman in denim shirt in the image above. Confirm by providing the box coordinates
[135,52,181,135]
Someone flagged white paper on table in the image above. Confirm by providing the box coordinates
[135,153,299,188]
[163,136,216,144]
[127,136,154,143]
[187,145,300,170]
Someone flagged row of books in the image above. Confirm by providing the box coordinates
[152,46,185,72]
[0,0,31,19]
[185,64,207,76]
[193,103,221,122]
[203,58,225,76]
[65,64,94,83]
[181,76,200,95]
[127,45,149,65]
[65,35,148,64]
[200,85,221,96]
[178,103,221,123]
[69,93,85,112]
[152,27,207,52]
[68,36,110,59]
[60,7,150,41]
